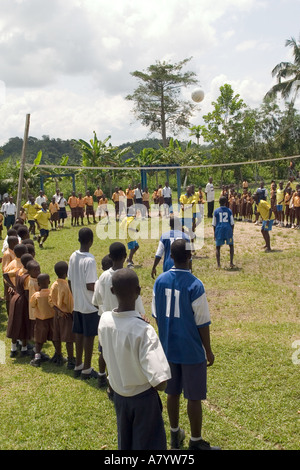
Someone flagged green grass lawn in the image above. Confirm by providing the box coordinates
[0,211,299,450]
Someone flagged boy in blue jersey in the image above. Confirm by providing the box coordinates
[151,215,191,279]
[212,196,235,269]
[152,239,220,451]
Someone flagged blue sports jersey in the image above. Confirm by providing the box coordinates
[152,268,211,364]
[155,230,191,272]
[212,206,234,240]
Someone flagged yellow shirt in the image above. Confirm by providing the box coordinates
[179,193,194,217]
[23,202,41,219]
[48,278,74,314]
[49,202,59,214]
[77,198,85,208]
[112,192,119,202]
[34,209,51,230]
[142,192,149,202]
[257,200,275,221]
[83,196,93,206]
[68,196,78,208]
[2,248,15,273]
[120,216,136,242]
[126,189,134,199]
[293,194,300,208]
[94,189,103,198]
[28,277,39,320]
[276,189,285,206]
[4,258,22,286]
[30,289,55,320]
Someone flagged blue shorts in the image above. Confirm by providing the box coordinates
[215,236,233,247]
[72,311,99,337]
[40,229,49,237]
[262,219,274,231]
[128,240,139,250]
[182,217,193,229]
[276,205,283,211]
[165,361,207,401]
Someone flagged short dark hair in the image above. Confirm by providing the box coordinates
[7,236,19,249]
[17,226,30,239]
[101,254,113,271]
[20,253,34,269]
[21,238,35,246]
[26,260,40,274]
[112,268,139,298]
[14,244,28,258]
[219,196,227,206]
[171,239,191,264]
[109,242,126,261]
[78,227,93,244]
[54,261,68,278]
[37,273,50,288]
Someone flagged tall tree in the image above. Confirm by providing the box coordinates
[265,35,300,104]
[126,58,198,147]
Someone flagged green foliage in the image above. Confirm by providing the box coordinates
[265,35,300,104]
[126,58,199,147]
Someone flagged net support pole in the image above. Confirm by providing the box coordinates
[16,114,30,215]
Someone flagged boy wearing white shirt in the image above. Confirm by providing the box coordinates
[68,228,99,380]
[92,242,145,390]
[98,268,171,450]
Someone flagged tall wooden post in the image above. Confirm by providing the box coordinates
[16,114,30,215]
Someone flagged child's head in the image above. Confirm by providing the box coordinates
[219,196,227,207]
[14,243,28,259]
[26,244,35,258]
[17,226,30,240]
[37,273,50,290]
[111,268,140,304]
[7,236,19,251]
[7,228,17,238]
[20,253,34,270]
[171,239,191,267]
[169,215,182,231]
[101,254,113,271]
[54,261,68,279]
[109,242,127,263]
[27,260,41,279]
[78,227,93,247]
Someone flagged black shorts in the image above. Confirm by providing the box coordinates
[72,311,99,337]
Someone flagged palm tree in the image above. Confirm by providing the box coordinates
[265,35,300,104]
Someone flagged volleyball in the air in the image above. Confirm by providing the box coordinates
[191,88,205,103]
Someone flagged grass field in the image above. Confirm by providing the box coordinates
[0,207,299,451]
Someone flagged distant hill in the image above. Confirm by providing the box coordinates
[0,136,167,166]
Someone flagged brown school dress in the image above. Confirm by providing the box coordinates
[7,273,31,341]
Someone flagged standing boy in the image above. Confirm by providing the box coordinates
[98,268,171,450]
[212,196,235,269]
[34,202,51,249]
[152,239,219,451]
[253,192,275,252]
[68,227,99,379]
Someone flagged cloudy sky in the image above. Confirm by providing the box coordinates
[0,0,299,147]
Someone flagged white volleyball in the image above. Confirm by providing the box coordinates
[191,88,204,103]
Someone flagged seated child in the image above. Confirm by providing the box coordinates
[48,261,75,369]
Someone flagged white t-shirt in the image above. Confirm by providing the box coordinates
[205,183,215,202]
[98,309,171,397]
[92,267,145,316]
[68,250,98,314]
[163,186,172,198]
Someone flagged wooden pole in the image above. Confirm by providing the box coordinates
[16,114,30,215]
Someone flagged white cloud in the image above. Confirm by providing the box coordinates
[0,0,299,146]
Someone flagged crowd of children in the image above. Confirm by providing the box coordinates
[216,177,300,229]
[0,173,299,451]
